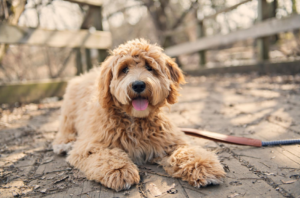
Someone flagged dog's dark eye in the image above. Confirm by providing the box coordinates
[122,67,129,74]
[145,64,153,71]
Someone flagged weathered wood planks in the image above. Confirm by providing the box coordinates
[0,23,111,49]
[64,0,102,6]
[165,14,300,56]
[0,79,68,104]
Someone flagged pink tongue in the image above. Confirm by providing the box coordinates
[132,99,149,111]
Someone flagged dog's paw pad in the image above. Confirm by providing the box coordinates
[192,177,223,188]
[124,183,131,190]
[103,165,140,191]
[53,142,73,154]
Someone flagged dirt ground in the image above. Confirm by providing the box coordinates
[0,74,300,198]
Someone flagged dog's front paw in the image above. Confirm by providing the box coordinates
[180,158,225,188]
[102,164,140,191]
[165,147,225,188]
[53,142,74,154]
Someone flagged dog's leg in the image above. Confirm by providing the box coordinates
[159,146,225,188]
[52,107,77,154]
[67,142,140,191]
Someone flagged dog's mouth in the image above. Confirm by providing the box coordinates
[132,96,149,111]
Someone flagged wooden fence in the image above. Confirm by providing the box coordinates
[1,0,300,104]
[0,0,110,104]
[165,15,300,57]
[165,0,300,68]
[0,23,111,49]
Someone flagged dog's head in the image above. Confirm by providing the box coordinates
[98,39,185,118]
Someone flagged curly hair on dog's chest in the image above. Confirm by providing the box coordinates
[96,112,182,164]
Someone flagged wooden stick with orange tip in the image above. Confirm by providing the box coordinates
[181,128,300,147]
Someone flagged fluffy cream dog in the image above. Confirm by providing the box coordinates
[52,39,225,191]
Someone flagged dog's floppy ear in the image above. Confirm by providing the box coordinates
[165,56,186,86]
[165,56,186,104]
[98,56,114,108]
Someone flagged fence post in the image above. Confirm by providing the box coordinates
[81,8,94,72]
[85,48,93,70]
[198,20,206,67]
[93,6,107,64]
[257,0,269,62]
[76,48,83,75]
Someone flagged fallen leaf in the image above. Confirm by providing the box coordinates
[228,192,239,198]
[148,183,162,197]
[263,172,275,176]
[41,157,54,164]
[12,191,19,197]
[123,191,130,196]
[167,188,178,194]
[53,176,69,184]
[290,174,300,179]
[229,181,242,186]
[281,180,297,184]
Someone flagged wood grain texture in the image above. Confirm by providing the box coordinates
[59,0,102,6]
[0,79,68,104]
[1,74,300,197]
[0,22,111,49]
[165,14,300,56]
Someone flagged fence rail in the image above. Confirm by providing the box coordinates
[0,80,68,104]
[165,14,300,57]
[0,23,111,49]
[64,0,102,6]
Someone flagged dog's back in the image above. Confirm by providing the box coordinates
[53,67,101,149]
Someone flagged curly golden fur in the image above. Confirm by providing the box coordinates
[53,39,225,191]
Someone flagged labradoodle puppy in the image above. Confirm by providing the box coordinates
[52,39,225,191]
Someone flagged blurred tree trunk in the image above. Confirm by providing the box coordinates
[77,5,107,75]
[270,0,278,44]
[257,0,269,62]
[93,6,107,65]
[143,0,199,67]
[291,0,297,14]
[0,0,26,72]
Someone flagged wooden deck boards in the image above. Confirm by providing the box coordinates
[1,74,299,198]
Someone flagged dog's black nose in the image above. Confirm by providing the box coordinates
[132,81,146,93]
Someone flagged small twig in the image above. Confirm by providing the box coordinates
[106,3,146,19]
[141,170,172,178]
[53,175,69,184]
[54,49,75,78]
[137,181,147,198]
[180,185,207,196]
[76,190,98,197]
[238,178,263,180]
[35,149,53,153]
[279,167,300,170]
[171,0,199,30]
[260,162,271,168]
[237,154,260,159]
[45,168,72,174]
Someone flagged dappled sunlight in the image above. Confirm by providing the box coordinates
[248,89,281,98]
[1,180,33,197]
[267,108,295,128]
[233,100,277,114]
[230,108,272,126]
[0,152,26,167]
[39,119,60,133]
[252,121,291,140]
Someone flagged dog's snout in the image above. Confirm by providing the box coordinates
[132,81,146,93]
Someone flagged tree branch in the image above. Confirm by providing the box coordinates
[171,0,199,30]
[163,0,253,36]
[106,3,145,20]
